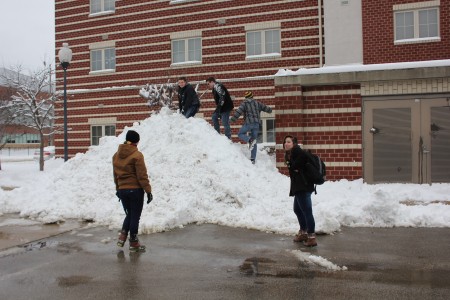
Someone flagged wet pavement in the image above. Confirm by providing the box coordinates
[0,214,449,300]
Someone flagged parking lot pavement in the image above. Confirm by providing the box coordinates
[0,215,449,300]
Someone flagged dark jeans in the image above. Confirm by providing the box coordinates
[118,188,144,236]
[183,104,199,118]
[293,191,315,234]
[212,110,231,139]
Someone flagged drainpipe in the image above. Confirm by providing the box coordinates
[318,0,323,67]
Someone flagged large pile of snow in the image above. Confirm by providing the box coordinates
[1,108,449,235]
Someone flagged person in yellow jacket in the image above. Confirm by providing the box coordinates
[113,130,153,252]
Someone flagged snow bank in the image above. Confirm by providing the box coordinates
[1,108,450,235]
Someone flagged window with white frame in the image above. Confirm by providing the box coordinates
[246,29,281,57]
[90,48,116,72]
[171,37,202,64]
[257,118,276,144]
[394,8,439,41]
[90,0,115,14]
[91,125,115,146]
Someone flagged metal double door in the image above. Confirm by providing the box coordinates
[364,97,450,183]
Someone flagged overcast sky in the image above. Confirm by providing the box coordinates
[0,0,55,72]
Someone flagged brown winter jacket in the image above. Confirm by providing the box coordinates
[113,143,152,193]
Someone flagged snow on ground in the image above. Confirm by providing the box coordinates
[290,250,348,271]
[0,108,449,235]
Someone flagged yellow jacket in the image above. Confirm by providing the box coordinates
[113,143,152,193]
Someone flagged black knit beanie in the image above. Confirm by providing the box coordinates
[125,130,140,143]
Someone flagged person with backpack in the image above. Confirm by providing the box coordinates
[113,130,153,252]
[178,77,200,118]
[206,77,233,139]
[230,91,272,164]
[283,135,317,247]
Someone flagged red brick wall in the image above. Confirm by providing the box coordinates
[54,0,324,157]
[275,84,363,181]
[362,0,450,64]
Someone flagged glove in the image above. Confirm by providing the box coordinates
[147,192,153,204]
[230,116,237,123]
[116,191,121,202]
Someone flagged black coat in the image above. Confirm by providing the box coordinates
[212,82,233,113]
[285,145,315,196]
[178,84,199,111]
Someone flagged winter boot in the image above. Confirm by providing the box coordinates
[303,233,317,247]
[117,230,128,247]
[129,235,146,252]
[293,230,308,243]
[250,159,255,165]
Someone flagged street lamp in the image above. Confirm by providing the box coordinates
[58,43,72,161]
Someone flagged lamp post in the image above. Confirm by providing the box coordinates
[58,43,72,162]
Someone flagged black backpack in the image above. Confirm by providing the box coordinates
[303,150,326,191]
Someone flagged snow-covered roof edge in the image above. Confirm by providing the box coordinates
[274,59,450,76]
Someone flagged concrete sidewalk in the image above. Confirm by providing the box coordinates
[0,214,449,299]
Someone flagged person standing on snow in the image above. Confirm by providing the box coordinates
[283,135,317,247]
[230,91,272,164]
[206,77,233,139]
[177,77,200,118]
[113,130,153,252]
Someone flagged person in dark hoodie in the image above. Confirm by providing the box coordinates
[206,77,233,139]
[178,77,200,118]
[230,91,272,164]
[283,135,317,247]
[113,130,153,252]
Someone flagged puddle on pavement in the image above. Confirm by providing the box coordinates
[240,257,277,275]
[22,240,58,251]
[57,275,93,287]
[0,231,11,239]
[372,268,450,288]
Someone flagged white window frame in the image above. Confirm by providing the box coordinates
[257,117,276,144]
[90,47,116,73]
[394,5,440,44]
[91,124,116,146]
[246,29,281,60]
[90,0,115,16]
[171,37,202,66]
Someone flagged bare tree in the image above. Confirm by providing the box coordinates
[139,79,208,112]
[139,81,178,109]
[0,65,59,171]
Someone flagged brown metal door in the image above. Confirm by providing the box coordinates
[372,108,412,182]
[429,107,450,182]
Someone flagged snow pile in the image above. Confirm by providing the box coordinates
[1,107,450,235]
[290,250,348,271]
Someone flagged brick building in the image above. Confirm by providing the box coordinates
[55,0,450,183]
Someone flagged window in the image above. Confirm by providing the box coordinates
[395,8,439,41]
[257,119,276,143]
[90,48,116,72]
[246,29,281,57]
[90,0,115,14]
[91,125,115,146]
[172,38,202,64]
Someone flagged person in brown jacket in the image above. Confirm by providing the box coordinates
[113,130,153,252]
